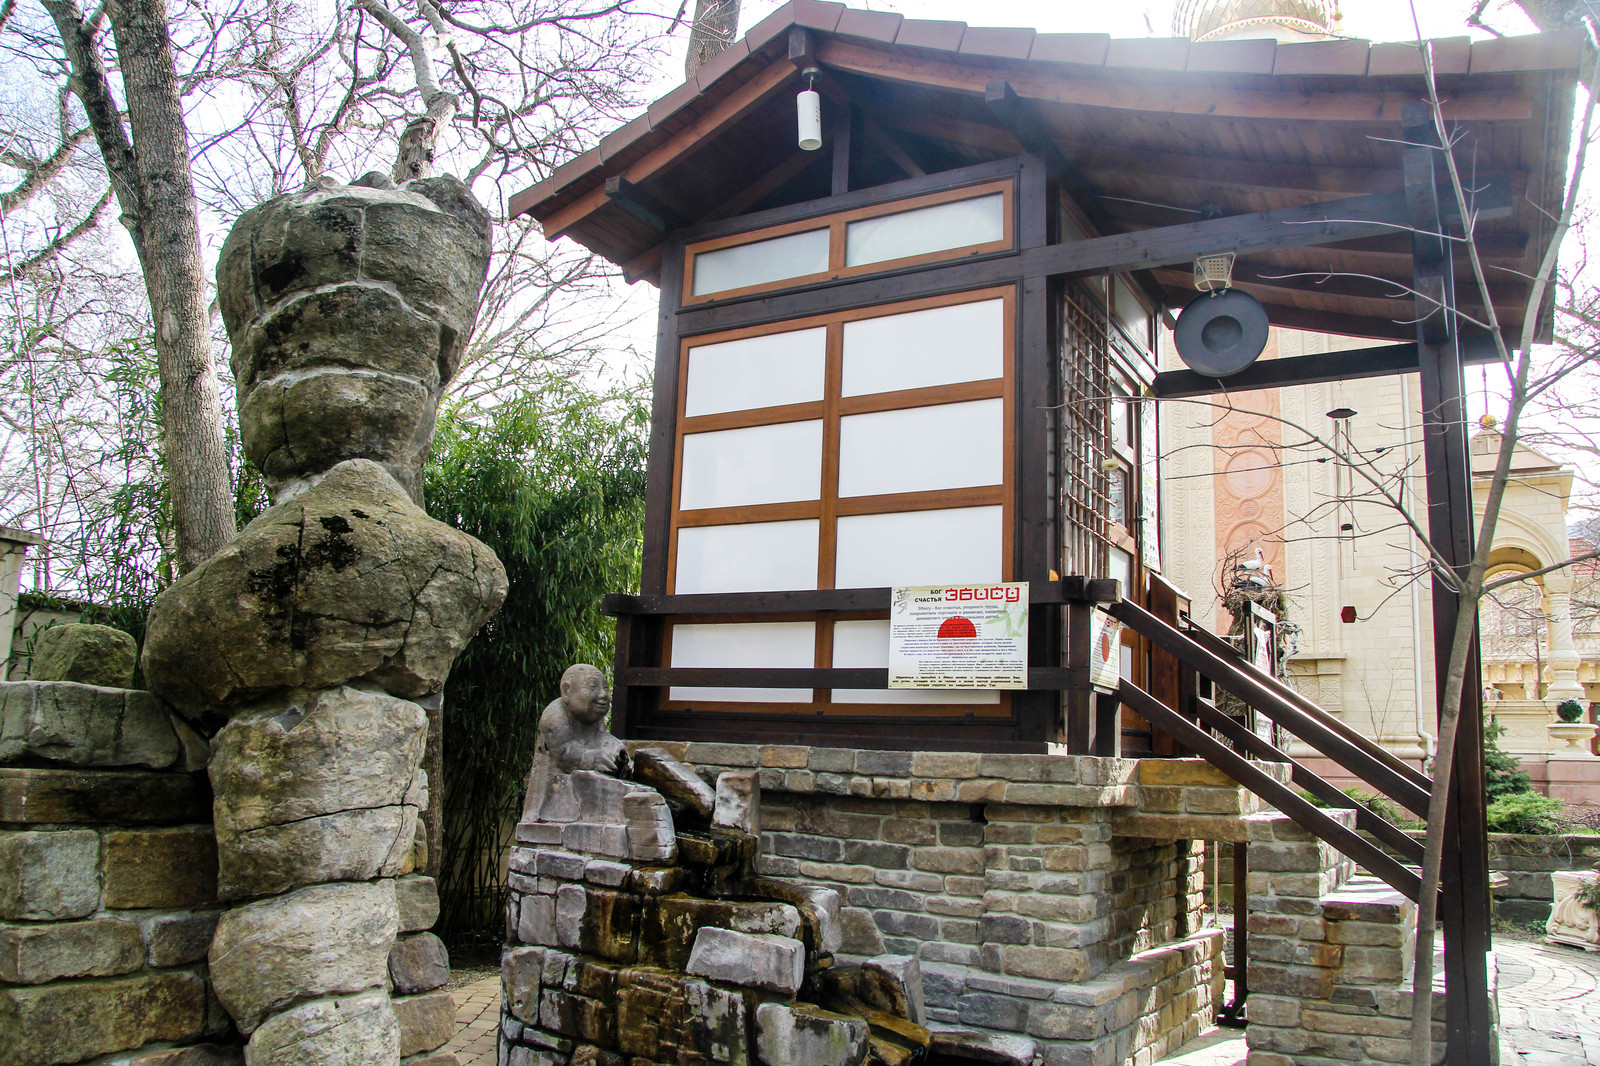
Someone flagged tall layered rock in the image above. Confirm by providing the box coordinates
[142,173,506,1066]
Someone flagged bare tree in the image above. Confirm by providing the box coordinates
[684,0,738,78]
[42,0,236,574]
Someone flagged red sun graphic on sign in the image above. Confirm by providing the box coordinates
[938,616,977,655]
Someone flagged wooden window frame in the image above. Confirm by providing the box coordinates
[681,180,1015,306]
[662,286,1017,716]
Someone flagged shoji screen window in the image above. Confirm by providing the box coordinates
[665,289,1014,713]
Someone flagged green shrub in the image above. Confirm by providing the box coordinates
[1557,699,1586,723]
[1485,792,1568,835]
[1301,786,1422,829]
[1484,713,1533,800]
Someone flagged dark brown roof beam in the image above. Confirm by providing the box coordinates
[858,110,927,178]
[814,38,1534,124]
[1151,334,1507,399]
[535,56,804,238]
[1065,144,1410,199]
[604,176,688,233]
[986,78,1168,316]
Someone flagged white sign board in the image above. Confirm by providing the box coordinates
[888,583,1029,689]
[1089,609,1123,692]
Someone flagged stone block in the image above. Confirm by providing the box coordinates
[929,1028,1038,1066]
[684,742,760,767]
[958,992,1030,1032]
[686,927,804,994]
[644,896,802,969]
[911,846,984,875]
[396,874,441,932]
[0,681,180,769]
[0,766,210,826]
[632,747,715,820]
[209,879,397,1033]
[911,752,981,779]
[103,825,217,909]
[1248,962,1336,999]
[142,909,220,968]
[0,969,207,1066]
[28,625,138,688]
[391,932,450,993]
[760,745,810,769]
[841,907,887,955]
[862,954,925,1024]
[1138,760,1238,787]
[754,1002,869,1066]
[0,828,98,920]
[395,990,456,1057]
[713,771,760,837]
[247,989,399,1066]
[503,945,544,1023]
[0,917,143,984]
[209,686,424,899]
[997,945,1088,983]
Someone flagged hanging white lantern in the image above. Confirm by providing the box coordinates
[797,69,822,151]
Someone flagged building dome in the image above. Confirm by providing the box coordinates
[1173,0,1340,42]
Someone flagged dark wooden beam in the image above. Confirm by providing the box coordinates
[858,113,926,179]
[602,577,1119,618]
[831,101,853,195]
[604,176,687,233]
[1150,333,1507,398]
[705,138,830,223]
[1403,102,1494,1066]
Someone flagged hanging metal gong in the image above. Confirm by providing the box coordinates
[1173,288,1270,378]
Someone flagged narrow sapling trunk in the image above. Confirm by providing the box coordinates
[45,0,236,573]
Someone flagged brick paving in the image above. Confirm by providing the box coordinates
[442,975,500,1066]
[442,936,1600,1066]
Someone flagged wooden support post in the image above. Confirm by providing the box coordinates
[831,102,853,196]
[1402,103,1494,1065]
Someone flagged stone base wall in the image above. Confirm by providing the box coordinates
[1,680,454,1066]
[1240,829,1600,926]
[636,743,1278,1066]
[0,764,233,1066]
[1239,811,1460,1066]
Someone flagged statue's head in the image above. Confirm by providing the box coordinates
[560,664,611,725]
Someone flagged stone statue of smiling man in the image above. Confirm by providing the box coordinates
[521,663,629,820]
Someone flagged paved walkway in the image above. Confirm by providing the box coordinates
[441,936,1600,1066]
[442,974,500,1066]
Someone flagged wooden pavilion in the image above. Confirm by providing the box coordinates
[512,5,1585,1060]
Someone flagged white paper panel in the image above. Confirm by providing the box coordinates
[831,619,997,704]
[838,399,1003,498]
[845,194,1005,267]
[675,520,818,594]
[692,229,829,296]
[684,328,827,416]
[680,421,823,510]
[842,299,1004,397]
[833,506,1002,589]
[670,621,815,704]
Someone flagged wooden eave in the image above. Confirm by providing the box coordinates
[511,0,1584,342]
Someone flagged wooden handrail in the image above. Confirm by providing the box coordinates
[1109,600,1432,817]
[1119,681,1422,903]
[1191,697,1425,866]
[1183,623,1432,794]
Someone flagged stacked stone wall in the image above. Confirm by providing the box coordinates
[1241,811,1457,1066]
[0,686,233,1066]
[633,743,1282,1066]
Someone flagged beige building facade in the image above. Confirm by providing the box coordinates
[1159,328,1600,803]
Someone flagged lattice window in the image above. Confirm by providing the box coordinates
[1058,281,1112,579]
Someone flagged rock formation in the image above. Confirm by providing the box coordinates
[500,669,1019,1066]
[141,172,507,1065]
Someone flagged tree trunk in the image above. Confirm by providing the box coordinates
[685,0,740,80]
[46,0,236,574]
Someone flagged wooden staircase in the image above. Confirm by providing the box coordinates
[1106,598,1432,905]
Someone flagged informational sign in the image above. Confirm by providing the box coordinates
[888,583,1029,689]
[1088,609,1122,692]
